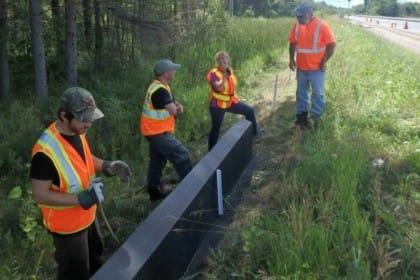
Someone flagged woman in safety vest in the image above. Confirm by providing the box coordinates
[206,51,262,151]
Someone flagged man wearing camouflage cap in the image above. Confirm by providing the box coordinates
[30,87,131,279]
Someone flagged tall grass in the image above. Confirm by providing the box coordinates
[1,14,418,279]
[0,16,292,279]
[202,17,419,279]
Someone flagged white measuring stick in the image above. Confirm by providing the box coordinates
[272,73,279,110]
[216,169,223,215]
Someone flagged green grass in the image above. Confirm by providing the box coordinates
[0,16,291,279]
[200,18,420,279]
[0,16,419,279]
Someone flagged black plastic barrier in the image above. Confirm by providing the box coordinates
[91,119,254,280]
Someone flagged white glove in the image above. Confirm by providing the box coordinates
[89,177,104,202]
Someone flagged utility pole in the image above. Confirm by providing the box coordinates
[348,0,351,17]
[364,0,368,15]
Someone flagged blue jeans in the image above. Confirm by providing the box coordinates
[208,101,257,150]
[145,133,192,189]
[296,69,326,119]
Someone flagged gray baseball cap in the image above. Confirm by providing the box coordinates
[153,59,181,75]
[295,2,313,17]
[60,87,104,122]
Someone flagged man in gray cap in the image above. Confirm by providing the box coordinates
[30,87,132,279]
[288,2,336,128]
[140,59,192,201]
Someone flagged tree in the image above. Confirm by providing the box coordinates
[93,0,103,73]
[30,0,48,100]
[65,0,77,85]
[0,0,9,101]
[51,0,64,60]
[83,0,93,51]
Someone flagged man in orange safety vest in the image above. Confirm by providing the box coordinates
[288,2,336,128]
[30,87,131,279]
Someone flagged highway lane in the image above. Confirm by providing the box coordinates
[347,16,420,54]
[349,16,420,31]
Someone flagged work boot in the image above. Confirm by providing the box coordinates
[148,187,169,201]
[296,112,309,129]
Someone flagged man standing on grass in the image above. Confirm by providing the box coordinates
[140,59,192,201]
[288,2,336,128]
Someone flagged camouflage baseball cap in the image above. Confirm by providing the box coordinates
[60,87,104,122]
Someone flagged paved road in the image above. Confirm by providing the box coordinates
[347,16,420,54]
[349,16,420,31]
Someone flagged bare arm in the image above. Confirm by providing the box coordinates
[164,102,177,115]
[175,100,184,114]
[31,179,79,206]
[92,155,104,171]
[210,72,229,92]
[289,43,297,71]
[320,42,336,71]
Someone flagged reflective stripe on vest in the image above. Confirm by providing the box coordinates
[142,81,171,120]
[295,20,325,54]
[140,80,175,135]
[38,129,82,194]
[32,121,96,234]
[208,68,238,109]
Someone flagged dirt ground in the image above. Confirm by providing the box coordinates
[226,56,303,225]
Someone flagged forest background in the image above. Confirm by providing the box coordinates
[0,0,419,279]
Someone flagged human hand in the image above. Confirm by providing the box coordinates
[288,60,296,71]
[320,60,327,72]
[175,103,184,114]
[77,177,104,209]
[103,160,132,182]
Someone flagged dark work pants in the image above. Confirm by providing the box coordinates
[145,132,192,190]
[51,220,103,280]
[208,101,258,150]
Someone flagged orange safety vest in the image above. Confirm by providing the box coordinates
[140,80,175,136]
[289,17,335,71]
[206,68,239,109]
[31,121,96,234]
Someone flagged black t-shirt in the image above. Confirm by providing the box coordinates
[30,134,85,186]
[151,87,174,109]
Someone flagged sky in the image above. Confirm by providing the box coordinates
[316,0,420,8]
